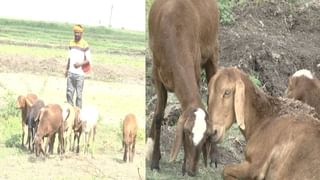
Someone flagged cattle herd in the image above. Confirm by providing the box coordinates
[146,0,320,179]
[16,93,138,164]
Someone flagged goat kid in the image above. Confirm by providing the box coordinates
[208,67,320,180]
[123,113,138,163]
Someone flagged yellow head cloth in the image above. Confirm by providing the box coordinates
[73,24,84,33]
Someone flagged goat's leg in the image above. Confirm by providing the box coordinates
[123,144,128,162]
[202,140,209,167]
[148,69,167,170]
[31,128,35,152]
[69,131,73,152]
[22,124,28,147]
[49,134,56,154]
[21,122,24,148]
[76,132,81,153]
[44,136,51,156]
[27,127,32,151]
[58,128,64,155]
[209,143,219,168]
[90,126,96,156]
[204,43,219,85]
[84,133,88,154]
[128,144,132,163]
[130,136,136,163]
[71,132,78,152]
[223,161,251,180]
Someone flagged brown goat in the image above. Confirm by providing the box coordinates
[26,99,45,152]
[34,104,64,157]
[122,113,138,163]
[147,0,219,176]
[16,93,38,148]
[286,69,320,115]
[208,67,320,180]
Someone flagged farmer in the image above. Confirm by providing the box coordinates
[64,24,92,108]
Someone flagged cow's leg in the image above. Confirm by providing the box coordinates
[148,68,167,170]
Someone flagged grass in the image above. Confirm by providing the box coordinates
[146,124,244,180]
[0,44,144,69]
[0,73,146,179]
[0,18,145,53]
[0,18,145,70]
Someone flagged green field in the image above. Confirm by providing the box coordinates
[0,18,145,53]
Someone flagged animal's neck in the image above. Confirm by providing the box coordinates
[243,86,274,140]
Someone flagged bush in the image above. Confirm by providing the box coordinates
[0,92,20,120]
[219,0,236,25]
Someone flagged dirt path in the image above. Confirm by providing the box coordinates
[0,147,145,180]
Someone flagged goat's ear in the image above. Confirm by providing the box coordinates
[169,114,185,162]
[17,96,26,108]
[25,98,33,107]
[234,79,245,130]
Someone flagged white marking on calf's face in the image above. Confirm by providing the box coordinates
[293,69,313,79]
[192,108,207,146]
[146,137,154,161]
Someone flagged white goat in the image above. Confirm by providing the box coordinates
[79,106,99,155]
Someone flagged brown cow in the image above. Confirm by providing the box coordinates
[286,69,320,115]
[16,93,38,148]
[147,0,219,176]
[34,104,64,157]
[208,67,320,180]
[123,113,138,163]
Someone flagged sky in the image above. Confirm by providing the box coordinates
[0,0,145,31]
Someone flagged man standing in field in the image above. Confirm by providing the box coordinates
[64,24,91,108]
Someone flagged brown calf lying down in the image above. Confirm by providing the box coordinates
[208,67,320,180]
[286,69,320,115]
[34,104,64,157]
[147,0,219,176]
[16,93,38,148]
[123,113,138,163]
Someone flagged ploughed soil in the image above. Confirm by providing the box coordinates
[0,53,145,84]
[146,0,320,178]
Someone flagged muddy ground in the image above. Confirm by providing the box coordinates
[146,0,320,176]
